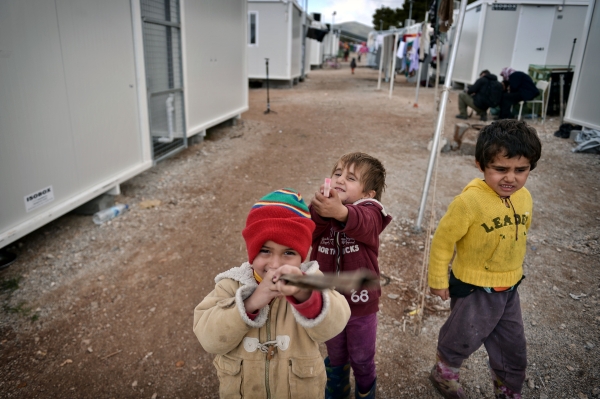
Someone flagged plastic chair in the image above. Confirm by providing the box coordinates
[517,79,551,123]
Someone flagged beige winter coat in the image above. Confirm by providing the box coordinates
[193,261,350,399]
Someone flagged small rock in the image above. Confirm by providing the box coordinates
[87,347,93,353]
[60,359,73,367]
[176,360,185,367]
[552,286,559,291]
[556,248,562,252]
[132,380,137,388]
[585,342,594,349]
[531,321,537,326]
[578,392,588,399]
[559,323,566,330]
[97,275,104,281]
[387,294,400,300]
[566,365,575,371]
[149,307,156,312]
[151,394,157,399]
[46,254,55,259]
[539,394,548,399]
[527,378,535,389]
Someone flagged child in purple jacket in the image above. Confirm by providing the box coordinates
[310,152,392,399]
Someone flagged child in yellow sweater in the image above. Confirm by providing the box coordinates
[428,120,542,399]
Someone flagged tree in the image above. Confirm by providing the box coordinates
[372,7,402,31]
[372,0,438,30]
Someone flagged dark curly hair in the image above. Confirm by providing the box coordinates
[475,120,542,171]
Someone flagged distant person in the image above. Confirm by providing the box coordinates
[456,70,503,121]
[350,58,357,74]
[310,152,392,399]
[194,189,351,398]
[499,67,540,119]
[343,48,350,62]
[428,120,542,399]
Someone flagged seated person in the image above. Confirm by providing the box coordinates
[456,70,503,121]
[499,68,539,120]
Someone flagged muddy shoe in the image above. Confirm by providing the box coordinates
[429,360,467,399]
[490,370,522,399]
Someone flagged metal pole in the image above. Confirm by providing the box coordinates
[377,35,385,90]
[559,74,565,125]
[567,38,577,72]
[434,38,441,109]
[409,0,414,21]
[414,16,428,107]
[389,32,399,98]
[415,0,468,230]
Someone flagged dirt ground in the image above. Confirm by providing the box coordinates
[1,59,599,399]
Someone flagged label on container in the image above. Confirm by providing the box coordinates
[492,4,517,11]
[24,185,54,213]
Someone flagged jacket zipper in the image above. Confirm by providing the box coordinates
[335,232,342,275]
[265,306,272,399]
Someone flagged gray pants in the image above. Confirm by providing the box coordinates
[458,92,485,117]
[437,289,527,393]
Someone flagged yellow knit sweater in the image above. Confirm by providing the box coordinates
[428,178,532,289]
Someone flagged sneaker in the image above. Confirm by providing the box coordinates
[455,114,468,120]
[429,361,467,399]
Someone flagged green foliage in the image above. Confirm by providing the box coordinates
[372,0,430,30]
[1,276,38,321]
[1,277,20,292]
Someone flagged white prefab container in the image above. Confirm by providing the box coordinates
[0,0,151,249]
[0,0,248,249]
[247,0,304,81]
[183,1,248,137]
[565,0,600,130]
[453,0,592,84]
[308,19,327,68]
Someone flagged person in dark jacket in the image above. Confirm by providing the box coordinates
[350,58,357,74]
[499,67,540,119]
[457,70,502,121]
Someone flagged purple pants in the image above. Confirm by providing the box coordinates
[326,313,377,393]
[437,289,527,393]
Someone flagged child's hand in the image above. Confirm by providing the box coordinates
[244,269,284,313]
[272,265,311,302]
[311,188,348,222]
[430,287,449,301]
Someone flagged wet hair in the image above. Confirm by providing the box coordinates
[475,120,542,171]
[331,152,387,201]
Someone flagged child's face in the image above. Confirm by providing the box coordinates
[477,153,531,197]
[331,163,375,204]
[252,240,302,279]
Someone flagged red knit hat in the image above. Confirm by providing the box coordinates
[242,189,315,263]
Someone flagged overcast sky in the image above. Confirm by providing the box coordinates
[306,0,406,27]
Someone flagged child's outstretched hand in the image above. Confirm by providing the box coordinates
[311,187,348,222]
[272,265,311,303]
[430,287,449,301]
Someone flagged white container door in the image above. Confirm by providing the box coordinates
[511,6,554,71]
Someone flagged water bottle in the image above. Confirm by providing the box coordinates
[93,204,129,225]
